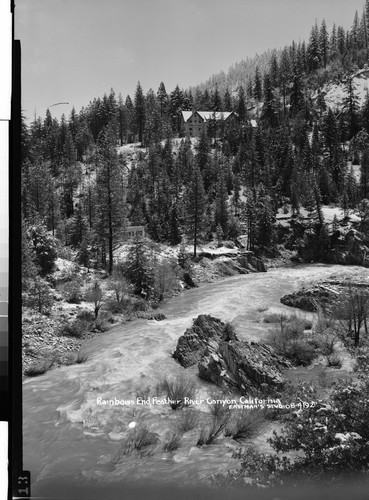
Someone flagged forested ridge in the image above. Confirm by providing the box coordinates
[21,3,369,490]
[21,2,369,318]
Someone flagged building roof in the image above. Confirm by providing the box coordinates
[181,110,235,122]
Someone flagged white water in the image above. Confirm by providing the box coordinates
[23,264,366,492]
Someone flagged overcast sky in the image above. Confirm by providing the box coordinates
[15,0,365,122]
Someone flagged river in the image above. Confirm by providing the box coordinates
[23,264,366,493]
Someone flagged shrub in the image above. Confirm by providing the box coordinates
[24,277,54,314]
[267,314,317,366]
[130,296,151,312]
[215,377,369,487]
[197,403,231,446]
[93,318,111,332]
[224,409,266,441]
[257,306,269,313]
[107,264,132,304]
[59,279,82,304]
[27,222,58,275]
[159,375,196,410]
[318,334,338,356]
[76,309,95,322]
[163,431,182,452]
[24,358,54,377]
[263,312,289,324]
[120,425,159,457]
[104,299,126,315]
[175,408,200,433]
[285,340,317,366]
[59,319,89,338]
[326,354,343,368]
[153,259,180,302]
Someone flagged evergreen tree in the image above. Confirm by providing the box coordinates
[343,77,360,139]
[124,95,135,142]
[261,73,277,127]
[223,88,232,110]
[168,202,182,245]
[237,85,247,122]
[211,85,222,111]
[157,81,169,136]
[21,216,37,285]
[170,85,184,133]
[134,82,145,143]
[184,164,206,257]
[253,66,262,100]
[256,193,276,248]
[117,93,127,146]
[144,88,161,147]
[361,147,369,199]
[214,169,229,235]
[270,52,279,88]
[290,65,304,116]
[124,238,155,298]
[95,125,126,273]
[319,19,329,68]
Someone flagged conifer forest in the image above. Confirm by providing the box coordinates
[21,1,369,496]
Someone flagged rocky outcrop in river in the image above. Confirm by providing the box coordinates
[173,315,290,394]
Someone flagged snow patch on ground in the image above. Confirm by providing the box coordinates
[323,68,369,110]
[276,205,360,226]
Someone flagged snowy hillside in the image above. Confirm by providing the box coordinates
[322,67,369,110]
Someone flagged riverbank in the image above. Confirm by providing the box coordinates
[22,244,270,376]
[23,263,366,492]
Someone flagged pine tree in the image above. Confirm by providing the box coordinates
[211,85,222,111]
[124,95,135,143]
[124,238,155,298]
[117,93,127,146]
[351,10,360,52]
[243,190,257,251]
[184,164,206,257]
[214,169,229,235]
[168,202,182,245]
[261,73,277,127]
[21,216,38,285]
[170,85,184,133]
[270,52,279,88]
[95,125,126,274]
[157,81,169,136]
[223,88,232,110]
[319,19,329,68]
[343,77,360,139]
[237,85,247,122]
[280,47,291,118]
[307,22,321,70]
[144,88,161,147]
[361,147,369,199]
[253,66,262,100]
[134,82,145,143]
[290,65,304,116]
[256,193,275,248]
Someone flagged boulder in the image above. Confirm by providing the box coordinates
[174,314,289,394]
[199,340,288,393]
[237,252,267,273]
[172,315,236,368]
[281,287,335,312]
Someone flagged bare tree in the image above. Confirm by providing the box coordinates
[86,282,103,319]
[334,285,369,346]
